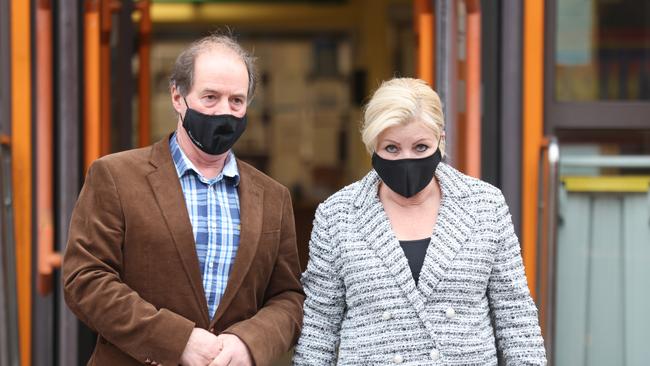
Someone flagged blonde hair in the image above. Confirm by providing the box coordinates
[361,78,445,155]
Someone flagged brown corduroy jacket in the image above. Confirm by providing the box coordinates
[63,137,305,366]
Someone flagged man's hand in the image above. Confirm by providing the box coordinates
[179,328,222,366]
[209,334,253,366]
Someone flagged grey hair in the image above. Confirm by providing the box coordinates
[169,30,257,103]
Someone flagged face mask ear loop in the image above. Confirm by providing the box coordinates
[180,96,189,123]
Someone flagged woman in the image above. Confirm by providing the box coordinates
[293,78,546,365]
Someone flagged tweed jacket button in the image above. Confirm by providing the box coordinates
[430,349,440,361]
[445,307,456,319]
[393,354,403,364]
[382,311,392,320]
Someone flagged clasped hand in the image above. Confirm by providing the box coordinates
[180,328,253,366]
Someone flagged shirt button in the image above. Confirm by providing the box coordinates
[382,311,392,320]
[445,307,456,319]
[393,354,403,364]
[430,349,440,361]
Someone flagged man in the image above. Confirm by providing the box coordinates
[63,33,304,366]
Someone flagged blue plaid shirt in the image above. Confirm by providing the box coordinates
[170,134,241,318]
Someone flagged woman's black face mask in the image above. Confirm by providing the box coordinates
[181,97,247,155]
[372,146,442,198]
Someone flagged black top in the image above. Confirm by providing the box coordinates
[399,238,430,285]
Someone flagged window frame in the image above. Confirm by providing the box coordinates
[544,0,650,133]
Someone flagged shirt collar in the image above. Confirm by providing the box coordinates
[169,132,240,186]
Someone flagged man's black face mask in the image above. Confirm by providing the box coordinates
[181,97,247,155]
[372,147,442,198]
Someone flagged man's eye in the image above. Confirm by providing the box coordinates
[415,144,429,152]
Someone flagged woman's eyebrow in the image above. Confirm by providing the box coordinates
[413,138,434,144]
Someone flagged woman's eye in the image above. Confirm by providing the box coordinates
[415,144,429,152]
[385,145,398,153]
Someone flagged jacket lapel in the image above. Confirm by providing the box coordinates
[211,161,263,326]
[354,172,427,313]
[147,137,210,326]
[417,163,475,299]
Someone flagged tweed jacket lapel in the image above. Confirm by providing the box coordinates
[147,137,211,326]
[353,163,475,308]
[354,172,426,312]
[417,163,475,299]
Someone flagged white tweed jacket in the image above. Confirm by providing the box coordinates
[293,163,546,365]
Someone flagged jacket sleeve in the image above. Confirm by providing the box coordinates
[292,202,345,366]
[63,159,195,366]
[223,187,305,366]
[488,192,547,365]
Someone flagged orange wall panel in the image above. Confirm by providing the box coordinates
[85,0,102,170]
[522,0,545,299]
[10,0,32,364]
[465,0,481,179]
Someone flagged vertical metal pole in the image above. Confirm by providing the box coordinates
[0,4,17,350]
[0,0,11,138]
[56,0,80,364]
[435,0,457,165]
[115,0,135,152]
[0,141,20,366]
[100,0,112,155]
[136,0,152,148]
[500,0,523,236]
[0,154,10,366]
[479,0,499,187]
[545,138,559,366]
[33,0,56,364]
[537,137,559,365]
